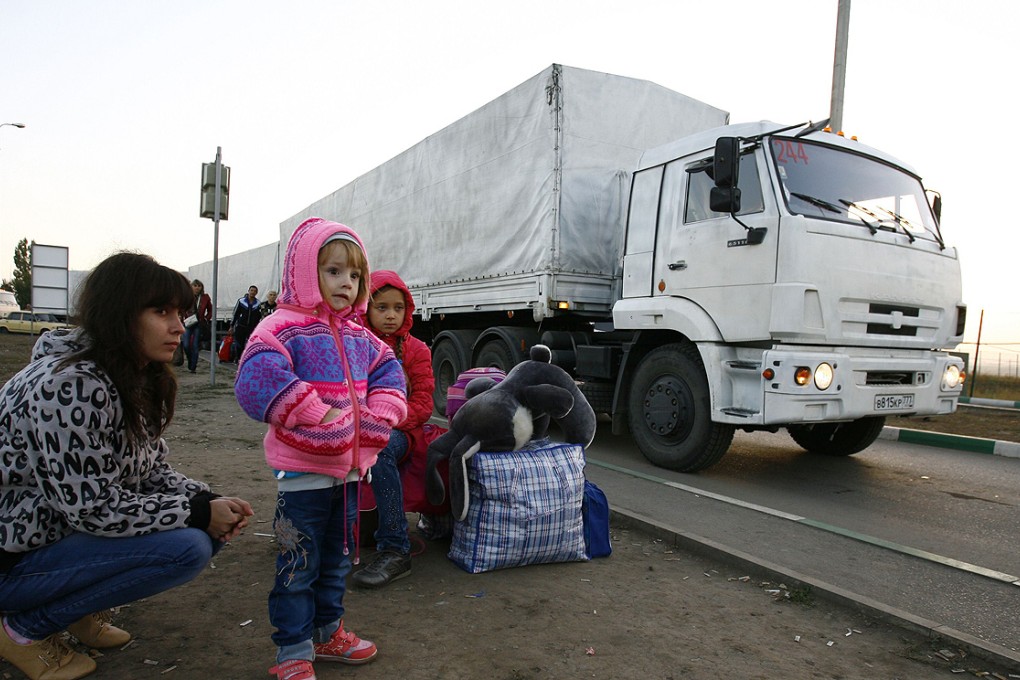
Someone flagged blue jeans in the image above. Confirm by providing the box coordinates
[270,483,358,662]
[0,529,216,640]
[183,325,202,371]
[369,429,410,555]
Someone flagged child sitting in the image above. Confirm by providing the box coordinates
[353,271,435,588]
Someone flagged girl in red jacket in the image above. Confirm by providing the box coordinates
[353,270,435,588]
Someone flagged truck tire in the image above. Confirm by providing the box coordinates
[628,343,734,472]
[476,339,515,373]
[431,340,464,414]
[786,416,886,456]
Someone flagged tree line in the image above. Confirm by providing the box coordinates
[0,238,31,309]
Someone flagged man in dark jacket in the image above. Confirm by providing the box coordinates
[230,285,260,361]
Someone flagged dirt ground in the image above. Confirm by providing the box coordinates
[2,332,1018,680]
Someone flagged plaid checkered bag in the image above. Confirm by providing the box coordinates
[448,440,588,573]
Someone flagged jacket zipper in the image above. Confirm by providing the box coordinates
[329,321,360,474]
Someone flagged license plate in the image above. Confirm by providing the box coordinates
[875,394,914,411]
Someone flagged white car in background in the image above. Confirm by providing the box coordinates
[0,310,71,335]
[0,290,17,317]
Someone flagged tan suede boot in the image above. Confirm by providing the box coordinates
[66,611,131,649]
[0,625,96,680]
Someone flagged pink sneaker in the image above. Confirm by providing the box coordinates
[268,659,316,679]
[313,622,377,665]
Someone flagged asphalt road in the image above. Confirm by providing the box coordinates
[583,425,1020,666]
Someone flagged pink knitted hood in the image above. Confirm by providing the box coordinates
[279,217,370,319]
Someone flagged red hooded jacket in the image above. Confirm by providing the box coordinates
[362,270,450,513]
[366,270,435,455]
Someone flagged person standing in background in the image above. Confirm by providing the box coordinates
[183,279,213,373]
[230,285,260,361]
[259,290,278,319]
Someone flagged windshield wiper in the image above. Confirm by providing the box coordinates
[839,200,917,242]
[791,192,880,234]
[869,205,918,244]
[838,199,895,236]
[790,192,842,214]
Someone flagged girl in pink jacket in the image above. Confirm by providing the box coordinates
[235,217,407,680]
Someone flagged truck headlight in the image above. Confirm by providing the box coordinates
[942,364,962,390]
[814,362,834,390]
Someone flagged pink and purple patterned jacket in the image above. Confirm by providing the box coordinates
[234,218,407,478]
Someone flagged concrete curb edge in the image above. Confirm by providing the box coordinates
[880,426,1020,458]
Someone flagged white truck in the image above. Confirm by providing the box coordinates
[280,64,966,471]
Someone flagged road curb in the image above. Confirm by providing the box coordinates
[959,396,1020,409]
[608,507,1020,672]
[880,426,1020,458]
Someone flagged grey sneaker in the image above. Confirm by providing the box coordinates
[351,550,411,588]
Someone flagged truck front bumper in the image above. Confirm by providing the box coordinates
[757,347,964,425]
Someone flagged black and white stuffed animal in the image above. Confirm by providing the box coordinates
[425,344,597,521]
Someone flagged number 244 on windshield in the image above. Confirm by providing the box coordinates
[773,139,810,164]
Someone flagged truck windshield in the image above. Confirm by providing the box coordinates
[770,136,941,245]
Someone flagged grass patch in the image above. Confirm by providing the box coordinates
[967,373,1020,401]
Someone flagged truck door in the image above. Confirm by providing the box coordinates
[657,150,778,295]
[622,165,663,298]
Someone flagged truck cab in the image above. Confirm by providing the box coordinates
[598,121,966,470]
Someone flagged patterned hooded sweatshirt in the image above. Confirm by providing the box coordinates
[234,218,407,478]
[0,328,214,568]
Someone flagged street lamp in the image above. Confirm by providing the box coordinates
[0,123,26,150]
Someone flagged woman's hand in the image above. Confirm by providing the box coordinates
[207,497,255,543]
[320,408,341,424]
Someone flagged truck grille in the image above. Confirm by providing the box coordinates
[839,300,943,341]
[865,371,915,386]
[866,303,919,337]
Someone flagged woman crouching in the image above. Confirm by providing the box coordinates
[0,252,253,680]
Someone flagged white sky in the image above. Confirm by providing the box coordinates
[1,0,1018,357]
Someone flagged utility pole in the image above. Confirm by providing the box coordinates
[829,0,851,133]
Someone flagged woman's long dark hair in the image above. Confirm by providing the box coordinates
[72,252,194,444]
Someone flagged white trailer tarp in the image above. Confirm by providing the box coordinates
[279,64,728,290]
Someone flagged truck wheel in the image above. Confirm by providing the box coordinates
[431,341,464,414]
[786,416,886,456]
[628,344,734,472]
[476,339,515,373]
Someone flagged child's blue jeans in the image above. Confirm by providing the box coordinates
[369,429,411,555]
[270,482,357,662]
[0,528,216,640]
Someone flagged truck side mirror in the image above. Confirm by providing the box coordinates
[932,194,942,224]
[713,137,740,188]
[710,186,742,213]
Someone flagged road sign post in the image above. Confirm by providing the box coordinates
[200,147,229,385]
